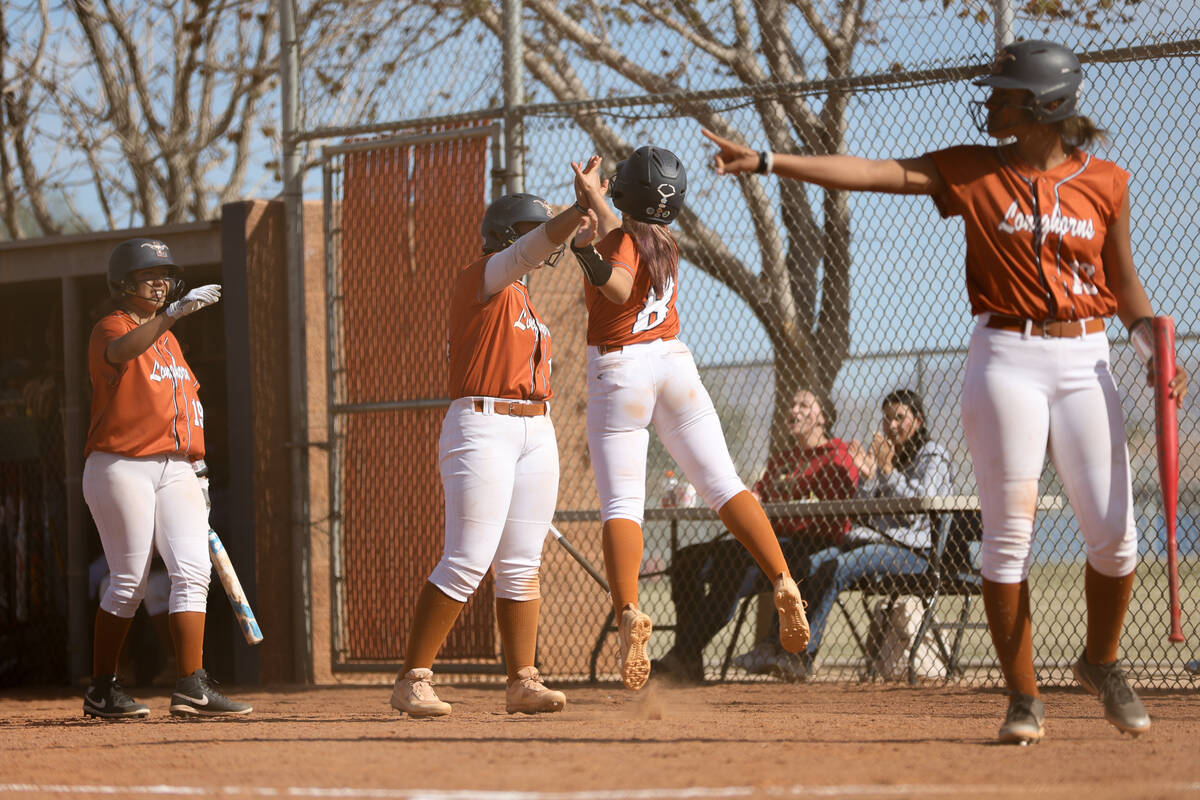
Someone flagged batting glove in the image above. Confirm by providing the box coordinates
[166,284,222,319]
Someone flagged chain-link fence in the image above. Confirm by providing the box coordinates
[311,8,1200,688]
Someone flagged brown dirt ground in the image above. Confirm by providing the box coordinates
[1,681,1198,799]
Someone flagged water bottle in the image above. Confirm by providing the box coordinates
[662,470,680,508]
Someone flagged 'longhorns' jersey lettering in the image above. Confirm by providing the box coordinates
[148,360,192,382]
[997,200,1097,240]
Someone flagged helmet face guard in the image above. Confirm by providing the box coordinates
[480,193,555,253]
[610,146,687,225]
[107,238,185,303]
[972,39,1082,129]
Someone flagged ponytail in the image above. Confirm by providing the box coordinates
[1058,114,1108,150]
[621,217,677,296]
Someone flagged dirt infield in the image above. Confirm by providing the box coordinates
[2,681,1199,799]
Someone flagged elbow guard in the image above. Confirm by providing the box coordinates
[571,243,612,287]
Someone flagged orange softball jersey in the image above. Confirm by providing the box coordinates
[927,144,1127,321]
[447,255,553,401]
[85,311,205,459]
[586,230,681,347]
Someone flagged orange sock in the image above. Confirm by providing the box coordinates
[168,611,207,677]
[1085,563,1134,664]
[497,597,541,682]
[717,490,789,581]
[403,582,466,673]
[91,609,134,678]
[602,518,644,617]
[982,578,1038,697]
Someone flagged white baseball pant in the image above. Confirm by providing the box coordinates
[961,316,1137,583]
[428,397,559,602]
[586,337,747,523]
[82,452,212,617]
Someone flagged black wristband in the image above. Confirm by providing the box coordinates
[1128,315,1154,340]
[571,242,613,287]
[572,201,588,215]
[754,151,769,175]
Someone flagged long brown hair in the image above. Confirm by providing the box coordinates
[621,217,677,296]
[1058,114,1108,150]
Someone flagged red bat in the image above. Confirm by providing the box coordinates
[1152,316,1185,643]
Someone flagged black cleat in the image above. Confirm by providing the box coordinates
[83,675,150,720]
[169,668,252,717]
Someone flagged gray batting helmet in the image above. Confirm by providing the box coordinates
[610,146,687,226]
[481,193,555,253]
[973,40,1082,124]
[107,238,185,301]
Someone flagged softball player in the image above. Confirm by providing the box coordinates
[569,148,810,691]
[704,40,1188,743]
[389,187,592,717]
[83,237,250,718]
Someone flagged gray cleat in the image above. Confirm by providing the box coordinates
[997,692,1044,745]
[1072,650,1150,737]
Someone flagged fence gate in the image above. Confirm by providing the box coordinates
[323,125,504,671]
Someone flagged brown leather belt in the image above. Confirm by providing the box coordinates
[473,399,548,417]
[986,315,1105,338]
[598,335,675,355]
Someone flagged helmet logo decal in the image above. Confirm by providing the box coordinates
[532,199,553,216]
[645,182,678,219]
[141,240,170,258]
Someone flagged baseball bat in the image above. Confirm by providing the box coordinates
[1152,316,1185,643]
[208,528,264,645]
[548,523,610,593]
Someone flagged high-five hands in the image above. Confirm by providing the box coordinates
[166,284,222,319]
[572,156,608,210]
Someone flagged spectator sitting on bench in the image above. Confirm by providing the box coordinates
[739,388,954,681]
[653,387,858,682]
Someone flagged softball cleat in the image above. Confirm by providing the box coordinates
[83,675,150,720]
[390,668,451,717]
[774,574,810,654]
[997,692,1044,745]
[618,605,653,690]
[169,668,252,717]
[505,666,566,714]
[1072,651,1150,736]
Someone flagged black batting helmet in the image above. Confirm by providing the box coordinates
[610,146,687,226]
[973,40,1082,124]
[481,193,554,253]
[107,238,185,301]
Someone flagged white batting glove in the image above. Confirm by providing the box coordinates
[166,284,222,319]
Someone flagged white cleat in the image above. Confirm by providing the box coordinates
[506,666,566,714]
[390,668,451,718]
[774,574,810,654]
[618,605,653,690]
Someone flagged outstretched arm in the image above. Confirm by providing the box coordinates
[701,128,943,196]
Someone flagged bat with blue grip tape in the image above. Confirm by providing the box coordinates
[194,461,264,645]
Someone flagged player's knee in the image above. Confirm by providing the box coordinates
[701,479,744,512]
[100,580,144,617]
[1086,530,1137,577]
[980,528,1034,583]
[429,559,484,603]
[495,570,540,601]
[168,567,211,614]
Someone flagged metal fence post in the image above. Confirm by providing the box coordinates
[502,0,525,194]
[278,0,312,684]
